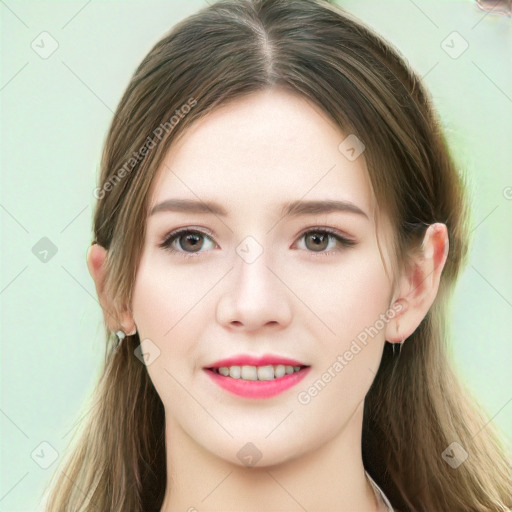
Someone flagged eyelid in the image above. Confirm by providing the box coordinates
[295,226,356,244]
[160,226,217,243]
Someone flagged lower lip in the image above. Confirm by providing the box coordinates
[204,367,310,399]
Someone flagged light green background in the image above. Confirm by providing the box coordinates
[1,1,511,511]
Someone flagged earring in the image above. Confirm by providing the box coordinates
[115,330,126,341]
[113,330,126,348]
[393,321,406,357]
[113,327,137,346]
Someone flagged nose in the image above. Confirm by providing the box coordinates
[216,248,292,332]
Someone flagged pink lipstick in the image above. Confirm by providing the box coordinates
[203,354,310,399]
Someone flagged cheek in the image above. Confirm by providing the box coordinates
[338,262,391,335]
[132,254,212,341]
[132,262,177,341]
[292,252,391,432]
[287,249,392,347]
[131,254,230,379]
[131,258,204,411]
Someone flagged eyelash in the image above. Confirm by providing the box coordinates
[159,226,356,260]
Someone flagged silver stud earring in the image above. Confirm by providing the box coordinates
[113,330,126,348]
[115,330,126,341]
[113,328,137,345]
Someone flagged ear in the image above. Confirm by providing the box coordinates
[86,243,137,335]
[385,223,449,343]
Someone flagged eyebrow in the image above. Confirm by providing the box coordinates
[149,198,369,219]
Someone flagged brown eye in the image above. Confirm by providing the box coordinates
[177,232,204,252]
[304,232,330,252]
[296,228,356,255]
[159,229,216,258]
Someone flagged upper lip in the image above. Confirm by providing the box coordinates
[205,354,308,369]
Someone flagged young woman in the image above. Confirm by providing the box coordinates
[42,0,512,510]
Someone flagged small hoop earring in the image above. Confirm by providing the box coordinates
[392,322,406,357]
[398,338,405,356]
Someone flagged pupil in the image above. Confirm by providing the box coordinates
[181,233,202,252]
[307,233,327,251]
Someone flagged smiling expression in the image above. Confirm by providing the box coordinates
[131,87,398,466]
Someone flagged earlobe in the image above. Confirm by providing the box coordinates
[385,299,409,343]
[385,223,449,343]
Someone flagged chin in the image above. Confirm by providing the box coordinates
[201,432,315,470]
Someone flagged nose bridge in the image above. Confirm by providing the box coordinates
[216,234,292,330]
[234,236,279,308]
[236,242,272,296]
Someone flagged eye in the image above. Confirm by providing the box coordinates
[159,226,356,259]
[294,227,356,256]
[159,228,217,259]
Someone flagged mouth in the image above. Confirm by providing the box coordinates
[206,364,308,381]
[203,355,310,399]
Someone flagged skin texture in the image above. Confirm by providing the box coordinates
[87,88,448,511]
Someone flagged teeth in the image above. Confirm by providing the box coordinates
[241,365,257,380]
[215,364,304,381]
[229,366,241,379]
[257,365,274,381]
[274,365,286,378]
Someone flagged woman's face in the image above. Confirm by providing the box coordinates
[131,87,397,467]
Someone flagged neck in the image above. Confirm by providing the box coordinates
[160,402,379,512]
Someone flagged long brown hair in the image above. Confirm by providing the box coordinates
[42,1,512,510]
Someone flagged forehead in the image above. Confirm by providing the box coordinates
[149,88,373,220]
